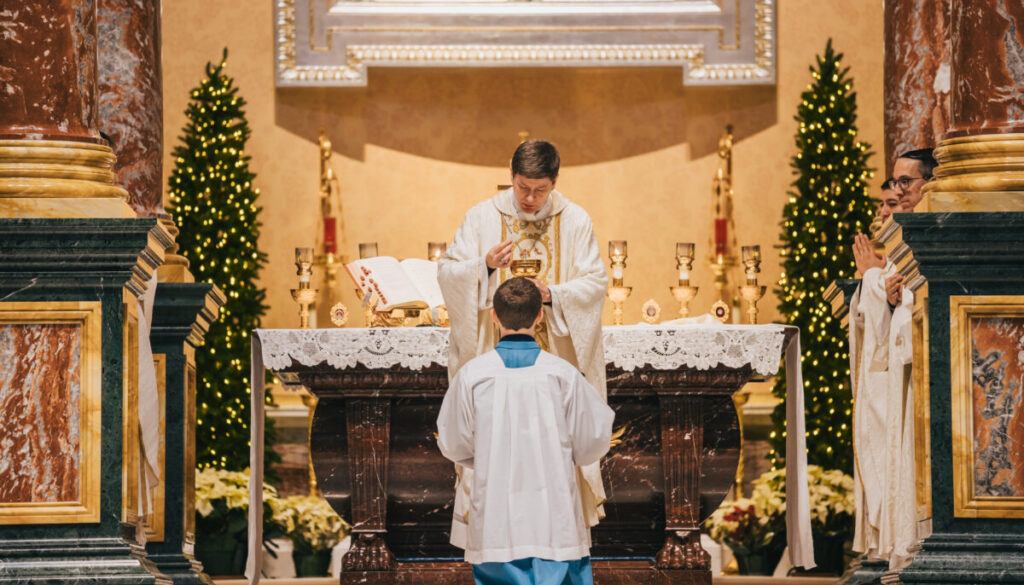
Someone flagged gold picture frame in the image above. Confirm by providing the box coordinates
[0,301,102,524]
[950,295,1024,518]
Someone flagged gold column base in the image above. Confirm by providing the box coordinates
[155,215,194,283]
[0,139,134,218]
[922,133,1024,213]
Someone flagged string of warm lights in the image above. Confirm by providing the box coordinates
[168,51,274,471]
[768,40,875,475]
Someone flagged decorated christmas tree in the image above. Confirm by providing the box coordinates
[168,50,274,471]
[768,40,875,475]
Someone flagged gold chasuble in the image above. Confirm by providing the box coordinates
[438,188,609,550]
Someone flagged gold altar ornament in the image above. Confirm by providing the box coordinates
[510,259,542,278]
[670,242,699,319]
[291,247,318,329]
[607,240,631,326]
[330,302,349,327]
[359,242,379,259]
[641,299,662,324]
[709,125,739,313]
[427,242,447,262]
[314,128,347,290]
[738,245,766,324]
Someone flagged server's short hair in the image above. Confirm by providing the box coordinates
[511,140,560,180]
[493,277,543,331]
[898,148,938,178]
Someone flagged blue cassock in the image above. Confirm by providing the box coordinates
[471,335,594,585]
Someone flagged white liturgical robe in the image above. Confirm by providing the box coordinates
[438,189,609,547]
[849,263,918,570]
[436,350,615,564]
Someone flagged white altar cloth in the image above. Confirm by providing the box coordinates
[246,324,814,582]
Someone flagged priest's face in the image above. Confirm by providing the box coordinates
[512,174,556,215]
[892,157,932,212]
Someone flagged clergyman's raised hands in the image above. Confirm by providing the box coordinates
[853,233,885,275]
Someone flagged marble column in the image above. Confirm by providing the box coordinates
[921,0,1024,212]
[0,0,132,217]
[98,0,164,216]
[884,0,951,174]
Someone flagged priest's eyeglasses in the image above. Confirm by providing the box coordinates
[893,175,930,190]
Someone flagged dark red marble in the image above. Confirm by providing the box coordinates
[0,324,81,503]
[289,357,750,584]
[97,0,163,216]
[0,0,101,142]
[947,0,1024,137]
[884,0,951,173]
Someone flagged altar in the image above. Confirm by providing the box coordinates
[247,324,813,584]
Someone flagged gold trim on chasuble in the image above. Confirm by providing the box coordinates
[498,213,561,351]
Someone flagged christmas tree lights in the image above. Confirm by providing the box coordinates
[768,40,875,474]
[168,49,274,471]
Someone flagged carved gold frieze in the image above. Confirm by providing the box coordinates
[950,295,1024,519]
[0,301,102,525]
[276,0,775,87]
[922,133,1024,213]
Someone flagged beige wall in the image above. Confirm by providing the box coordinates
[162,2,884,333]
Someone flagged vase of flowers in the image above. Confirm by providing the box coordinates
[755,465,855,574]
[269,495,349,577]
[705,476,787,575]
[194,468,280,577]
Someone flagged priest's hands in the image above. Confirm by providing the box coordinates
[885,274,904,307]
[486,240,515,269]
[853,233,885,275]
[527,278,552,303]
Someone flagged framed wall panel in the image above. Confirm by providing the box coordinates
[950,295,1024,518]
[0,301,102,524]
[275,0,775,86]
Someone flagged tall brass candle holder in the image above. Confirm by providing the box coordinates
[738,245,766,324]
[670,242,699,319]
[291,247,318,329]
[607,240,631,326]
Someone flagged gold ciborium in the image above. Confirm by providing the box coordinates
[291,247,318,329]
[669,242,699,319]
[607,241,632,326]
[738,245,767,324]
[510,259,542,278]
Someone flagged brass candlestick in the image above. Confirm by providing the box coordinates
[291,247,318,329]
[669,242,699,319]
[428,241,447,262]
[738,245,767,324]
[607,240,631,326]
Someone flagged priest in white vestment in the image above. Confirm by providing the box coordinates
[438,140,609,550]
[849,218,918,570]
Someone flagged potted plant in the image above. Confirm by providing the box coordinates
[705,480,787,575]
[194,468,280,576]
[269,495,350,577]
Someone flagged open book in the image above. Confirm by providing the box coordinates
[345,257,445,312]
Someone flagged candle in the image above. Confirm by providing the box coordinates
[613,266,624,280]
[676,242,694,260]
[609,240,627,258]
[359,242,378,259]
[715,219,728,255]
[323,217,337,254]
[679,269,690,282]
[428,241,447,262]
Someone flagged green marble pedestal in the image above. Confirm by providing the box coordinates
[887,212,1024,585]
[0,219,170,584]
[146,283,224,585]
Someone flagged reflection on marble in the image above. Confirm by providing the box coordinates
[0,324,82,503]
[884,0,950,170]
[948,0,1024,136]
[0,1,101,142]
[98,0,164,216]
[970,316,1024,497]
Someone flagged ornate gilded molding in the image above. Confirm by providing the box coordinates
[276,0,775,87]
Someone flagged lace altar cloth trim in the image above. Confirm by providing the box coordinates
[255,324,788,375]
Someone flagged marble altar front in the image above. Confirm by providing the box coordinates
[248,324,813,584]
